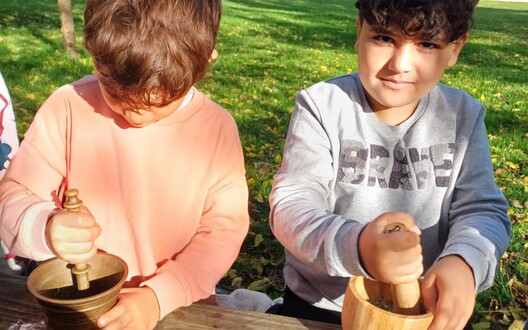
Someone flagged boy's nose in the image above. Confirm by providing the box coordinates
[388,45,414,73]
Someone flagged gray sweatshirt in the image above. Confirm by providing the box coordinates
[269,73,511,313]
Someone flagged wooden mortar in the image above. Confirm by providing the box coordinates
[342,276,433,330]
[342,223,433,329]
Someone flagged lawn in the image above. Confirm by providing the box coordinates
[0,0,526,328]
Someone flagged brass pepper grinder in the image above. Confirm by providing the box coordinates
[383,223,422,315]
[63,188,91,291]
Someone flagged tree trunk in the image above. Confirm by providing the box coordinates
[57,0,80,60]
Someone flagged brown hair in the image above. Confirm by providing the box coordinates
[355,0,479,42]
[84,0,221,109]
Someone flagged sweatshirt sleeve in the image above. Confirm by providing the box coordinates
[141,116,250,318]
[440,105,511,292]
[269,90,369,278]
[0,90,68,260]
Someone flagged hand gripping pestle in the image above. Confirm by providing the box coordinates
[383,223,422,315]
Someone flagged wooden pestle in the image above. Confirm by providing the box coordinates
[63,189,91,291]
[390,280,422,315]
[383,223,422,315]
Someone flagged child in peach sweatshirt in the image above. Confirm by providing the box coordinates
[0,1,249,329]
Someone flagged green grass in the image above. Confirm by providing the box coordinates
[0,0,526,328]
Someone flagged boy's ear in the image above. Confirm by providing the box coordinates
[354,17,362,52]
[209,48,218,62]
[447,33,470,67]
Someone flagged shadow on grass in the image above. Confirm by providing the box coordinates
[225,0,356,50]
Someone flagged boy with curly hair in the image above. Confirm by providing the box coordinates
[269,1,511,329]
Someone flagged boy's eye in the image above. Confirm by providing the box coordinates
[419,42,440,49]
[374,35,394,43]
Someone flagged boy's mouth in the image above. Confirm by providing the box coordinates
[380,78,414,90]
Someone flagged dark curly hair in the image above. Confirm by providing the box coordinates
[354,0,479,42]
[84,0,221,109]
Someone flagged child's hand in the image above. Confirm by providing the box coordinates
[422,255,476,330]
[45,207,101,264]
[97,287,160,330]
[358,212,422,284]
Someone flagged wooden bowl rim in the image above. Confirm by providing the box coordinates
[347,276,434,320]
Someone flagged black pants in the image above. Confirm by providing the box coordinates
[278,286,342,325]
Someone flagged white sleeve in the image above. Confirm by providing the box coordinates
[0,73,20,180]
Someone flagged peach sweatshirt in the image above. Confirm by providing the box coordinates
[0,75,249,318]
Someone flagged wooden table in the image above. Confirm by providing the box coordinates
[0,273,341,329]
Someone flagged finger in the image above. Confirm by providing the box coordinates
[58,226,101,243]
[392,260,423,283]
[54,210,97,227]
[55,240,96,254]
[98,296,128,329]
[421,276,438,315]
[443,301,472,330]
[68,214,98,228]
[437,302,473,330]
[58,246,98,264]
[428,295,451,330]
[382,231,421,252]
